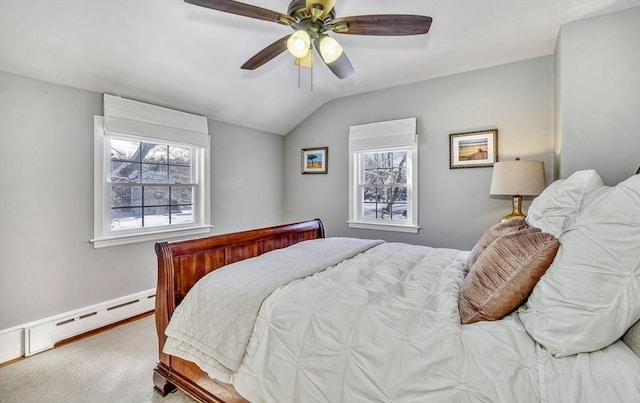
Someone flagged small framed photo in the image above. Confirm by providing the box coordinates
[449,129,498,169]
[301,147,328,174]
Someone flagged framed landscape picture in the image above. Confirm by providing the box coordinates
[302,147,328,174]
[449,129,498,169]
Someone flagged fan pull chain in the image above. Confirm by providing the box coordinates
[295,51,313,91]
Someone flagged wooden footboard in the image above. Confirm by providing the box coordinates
[153,219,325,402]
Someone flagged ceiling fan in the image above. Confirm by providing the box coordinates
[185,0,433,79]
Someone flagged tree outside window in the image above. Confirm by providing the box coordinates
[109,138,195,230]
[361,151,408,221]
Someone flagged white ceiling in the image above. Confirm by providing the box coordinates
[1,0,638,135]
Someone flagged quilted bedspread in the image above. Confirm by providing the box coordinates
[231,242,640,403]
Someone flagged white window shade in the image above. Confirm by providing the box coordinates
[92,95,211,248]
[349,117,416,151]
[103,94,209,147]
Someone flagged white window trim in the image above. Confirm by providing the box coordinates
[90,95,211,248]
[348,118,420,233]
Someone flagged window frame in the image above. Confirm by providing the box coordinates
[91,98,211,248]
[347,118,419,233]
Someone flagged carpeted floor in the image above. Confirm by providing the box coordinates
[0,315,194,403]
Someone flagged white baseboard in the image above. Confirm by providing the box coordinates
[0,289,155,364]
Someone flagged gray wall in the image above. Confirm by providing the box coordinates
[283,57,555,250]
[209,119,284,234]
[556,7,640,185]
[0,71,284,329]
[553,32,563,181]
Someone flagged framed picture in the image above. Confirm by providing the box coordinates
[301,147,328,174]
[449,129,498,169]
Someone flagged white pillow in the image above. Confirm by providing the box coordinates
[624,320,640,358]
[526,170,604,237]
[519,174,640,357]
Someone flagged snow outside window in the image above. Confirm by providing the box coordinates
[348,118,419,233]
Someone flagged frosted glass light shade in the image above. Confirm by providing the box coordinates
[490,160,546,196]
[295,50,314,68]
[318,35,343,64]
[287,30,311,58]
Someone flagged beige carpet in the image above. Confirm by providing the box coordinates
[0,315,194,403]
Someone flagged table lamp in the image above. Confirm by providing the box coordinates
[490,158,546,222]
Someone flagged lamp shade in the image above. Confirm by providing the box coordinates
[318,35,343,64]
[287,30,311,58]
[490,160,546,196]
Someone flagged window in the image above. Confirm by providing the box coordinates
[348,118,419,233]
[361,150,409,220]
[91,95,211,248]
[109,138,195,230]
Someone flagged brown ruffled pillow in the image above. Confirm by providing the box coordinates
[465,217,527,275]
[459,229,560,324]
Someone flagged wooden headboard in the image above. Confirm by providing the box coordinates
[153,219,325,401]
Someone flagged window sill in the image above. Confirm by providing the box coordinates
[347,221,420,234]
[90,225,212,249]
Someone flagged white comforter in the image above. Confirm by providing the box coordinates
[164,237,384,382]
[231,242,640,403]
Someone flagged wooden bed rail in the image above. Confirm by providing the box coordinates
[153,219,325,401]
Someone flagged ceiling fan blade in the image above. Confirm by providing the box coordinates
[241,35,291,70]
[331,15,433,36]
[314,40,354,79]
[185,0,286,23]
[325,53,354,79]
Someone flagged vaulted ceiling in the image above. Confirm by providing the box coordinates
[1,0,638,135]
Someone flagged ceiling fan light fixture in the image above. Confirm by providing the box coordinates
[295,50,314,68]
[183,0,433,80]
[318,35,343,64]
[287,29,311,58]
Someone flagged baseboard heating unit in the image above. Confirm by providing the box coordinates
[0,288,155,364]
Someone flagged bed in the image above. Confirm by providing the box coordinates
[153,171,640,403]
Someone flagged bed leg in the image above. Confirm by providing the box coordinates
[153,363,176,396]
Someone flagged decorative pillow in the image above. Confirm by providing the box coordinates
[519,174,640,357]
[526,178,564,219]
[623,320,640,358]
[459,228,560,324]
[465,216,527,274]
[526,170,604,237]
